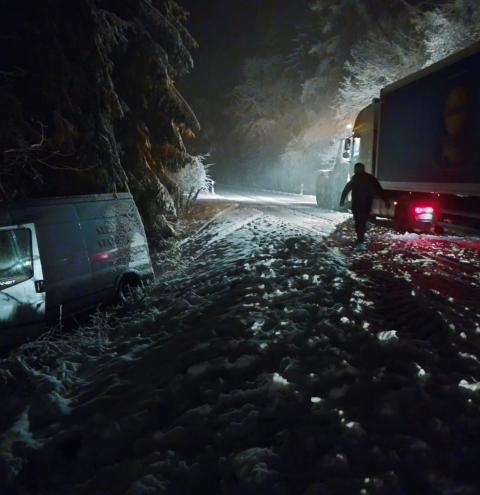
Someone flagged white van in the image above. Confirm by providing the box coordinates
[0,193,154,338]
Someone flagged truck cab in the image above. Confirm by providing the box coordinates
[317,43,480,233]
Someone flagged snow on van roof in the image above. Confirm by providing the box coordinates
[2,192,133,207]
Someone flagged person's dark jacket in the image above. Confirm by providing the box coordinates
[340,171,388,211]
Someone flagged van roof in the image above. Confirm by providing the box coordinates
[0,192,133,208]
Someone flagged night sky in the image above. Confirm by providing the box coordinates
[180,0,309,105]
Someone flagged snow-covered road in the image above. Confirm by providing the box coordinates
[2,188,480,495]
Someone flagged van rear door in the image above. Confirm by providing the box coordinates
[0,224,46,329]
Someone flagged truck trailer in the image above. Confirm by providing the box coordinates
[317,42,480,231]
[0,193,154,343]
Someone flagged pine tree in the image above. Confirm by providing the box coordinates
[226,55,304,189]
[421,0,480,65]
[335,28,425,123]
[282,2,399,172]
[0,0,200,236]
[298,0,396,111]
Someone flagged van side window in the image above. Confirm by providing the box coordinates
[0,229,33,288]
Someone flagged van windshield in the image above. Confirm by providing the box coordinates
[0,228,33,289]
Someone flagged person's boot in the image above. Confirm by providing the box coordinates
[354,233,367,251]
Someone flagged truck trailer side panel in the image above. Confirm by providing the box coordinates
[377,48,480,194]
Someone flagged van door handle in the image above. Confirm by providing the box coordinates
[35,280,45,293]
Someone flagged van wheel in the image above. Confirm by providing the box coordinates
[116,274,143,303]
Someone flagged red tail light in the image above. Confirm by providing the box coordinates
[413,205,435,223]
[93,253,110,262]
[414,206,434,215]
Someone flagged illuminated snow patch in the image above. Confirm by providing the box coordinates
[260,269,276,279]
[349,272,369,283]
[261,258,276,267]
[415,363,427,377]
[459,380,480,392]
[377,330,398,341]
[272,372,289,387]
[251,321,264,331]
[459,352,480,363]
[332,277,343,288]
[345,421,360,429]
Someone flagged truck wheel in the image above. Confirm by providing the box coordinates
[393,202,411,232]
[116,274,143,303]
[316,174,330,208]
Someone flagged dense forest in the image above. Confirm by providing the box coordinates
[195,0,480,194]
[1,0,479,230]
[0,0,204,238]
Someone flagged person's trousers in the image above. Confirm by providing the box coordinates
[352,208,370,243]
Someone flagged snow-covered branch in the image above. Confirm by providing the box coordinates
[173,154,213,213]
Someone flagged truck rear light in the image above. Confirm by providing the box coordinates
[414,206,434,214]
[413,205,435,223]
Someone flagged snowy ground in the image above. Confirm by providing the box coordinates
[1,188,480,495]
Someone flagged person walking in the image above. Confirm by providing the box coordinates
[339,162,389,246]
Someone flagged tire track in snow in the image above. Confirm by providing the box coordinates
[3,193,480,494]
[328,219,480,390]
